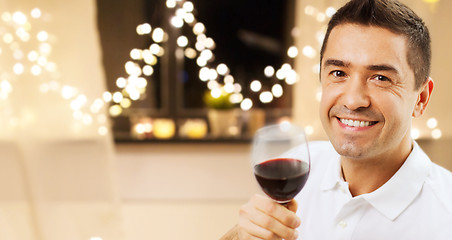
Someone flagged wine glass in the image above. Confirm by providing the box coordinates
[251,122,310,204]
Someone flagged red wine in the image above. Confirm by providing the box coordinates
[254,158,309,202]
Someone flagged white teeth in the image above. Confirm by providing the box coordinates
[340,118,372,127]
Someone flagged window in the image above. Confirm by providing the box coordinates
[97,0,295,142]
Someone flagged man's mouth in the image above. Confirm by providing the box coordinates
[338,117,378,127]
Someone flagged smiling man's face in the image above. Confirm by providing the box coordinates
[319,23,422,162]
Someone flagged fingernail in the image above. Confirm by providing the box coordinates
[295,216,301,227]
[292,230,299,240]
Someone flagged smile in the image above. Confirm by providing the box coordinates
[338,118,378,127]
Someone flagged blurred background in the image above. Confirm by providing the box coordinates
[0,0,450,239]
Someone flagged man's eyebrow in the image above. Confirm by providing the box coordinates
[367,64,399,75]
[323,59,350,68]
[323,59,400,75]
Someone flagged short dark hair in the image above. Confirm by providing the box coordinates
[320,0,431,89]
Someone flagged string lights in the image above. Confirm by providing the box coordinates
[104,0,442,140]
[107,0,301,117]
[0,8,109,137]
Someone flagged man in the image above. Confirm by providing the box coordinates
[221,0,452,239]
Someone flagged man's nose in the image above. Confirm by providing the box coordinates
[342,77,370,111]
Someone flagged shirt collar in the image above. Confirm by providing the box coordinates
[363,141,431,220]
[320,141,432,220]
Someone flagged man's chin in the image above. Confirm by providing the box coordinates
[331,141,369,159]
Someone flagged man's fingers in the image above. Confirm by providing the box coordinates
[251,195,301,229]
[237,194,299,240]
[286,199,298,213]
[238,217,280,240]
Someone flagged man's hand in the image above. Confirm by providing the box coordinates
[237,194,300,240]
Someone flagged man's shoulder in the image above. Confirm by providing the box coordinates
[426,163,452,215]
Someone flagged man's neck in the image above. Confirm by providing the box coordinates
[340,143,413,197]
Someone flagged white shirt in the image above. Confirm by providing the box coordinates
[295,141,452,239]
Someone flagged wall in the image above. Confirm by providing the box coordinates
[115,143,259,239]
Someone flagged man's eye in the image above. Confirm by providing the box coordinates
[332,70,346,77]
[374,75,390,81]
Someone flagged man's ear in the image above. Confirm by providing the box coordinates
[412,77,434,118]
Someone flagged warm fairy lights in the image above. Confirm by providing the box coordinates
[264,66,275,78]
[427,117,438,129]
[0,8,109,136]
[287,46,299,58]
[240,98,253,111]
[107,0,306,118]
[250,80,262,92]
[411,128,421,139]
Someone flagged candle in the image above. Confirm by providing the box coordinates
[153,118,176,139]
[180,119,207,139]
[130,116,153,140]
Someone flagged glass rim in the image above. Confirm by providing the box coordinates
[253,123,306,140]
